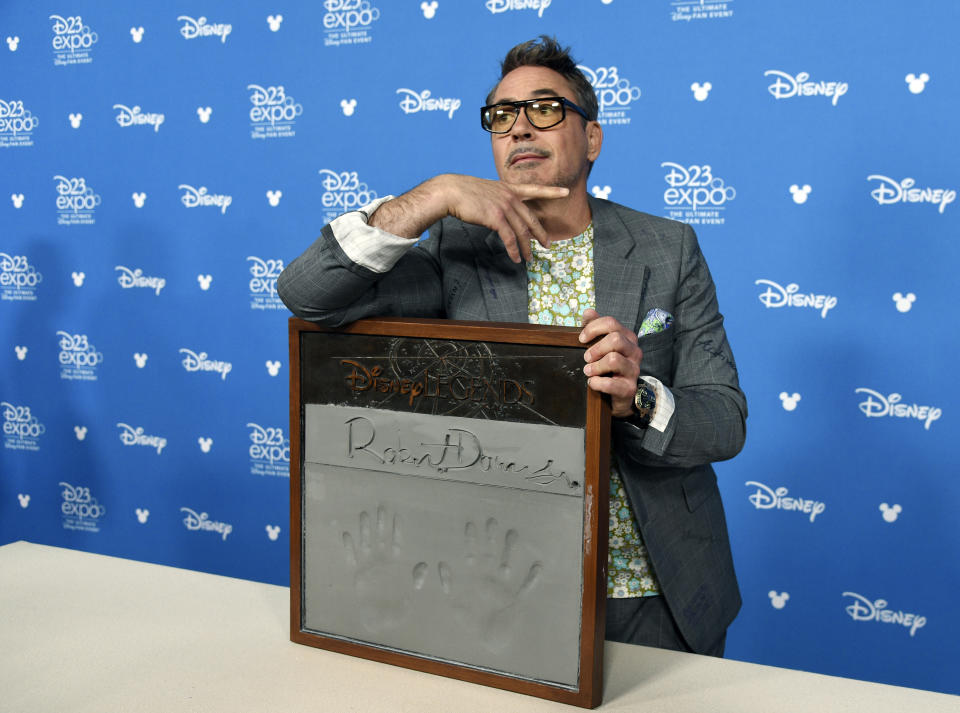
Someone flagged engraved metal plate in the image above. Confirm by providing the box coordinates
[290,318,610,708]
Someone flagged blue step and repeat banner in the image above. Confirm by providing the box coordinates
[2,0,957,696]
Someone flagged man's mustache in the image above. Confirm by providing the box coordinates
[506,146,550,167]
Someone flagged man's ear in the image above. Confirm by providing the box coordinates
[586,121,603,162]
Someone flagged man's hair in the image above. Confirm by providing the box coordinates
[486,36,598,122]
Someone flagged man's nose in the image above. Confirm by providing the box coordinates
[509,109,535,139]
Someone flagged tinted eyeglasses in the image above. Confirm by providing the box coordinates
[480,96,590,134]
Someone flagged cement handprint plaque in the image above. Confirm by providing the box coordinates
[290,317,610,708]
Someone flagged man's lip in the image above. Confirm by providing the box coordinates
[510,153,547,166]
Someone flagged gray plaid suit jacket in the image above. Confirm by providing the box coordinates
[278,195,747,654]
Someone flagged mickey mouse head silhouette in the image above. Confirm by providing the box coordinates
[74,425,87,440]
[892,292,916,313]
[133,353,148,368]
[340,98,357,117]
[591,185,612,199]
[267,15,283,32]
[266,190,282,207]
[129,27,144,43]
[14,346,28,360]
[421,1,439,19]
[265,360,282,376]
[768,591,790,609]
[905,73,929,94]
[197,106,212,123]
[690,82,712,101]
[789,184,812,204]
[879,503,902,523]
[779,392,801,411]
[18,493,30,508]
[68,113,83,129]
[6,36,20,51]
[266,524,281,540]
[198,437,213,453]
[71,271,85,286]
[11,193,25,208]
[197,274,213,290]
[135,507,150,523]
[131,192,146,208]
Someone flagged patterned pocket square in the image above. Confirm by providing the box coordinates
[638,308,673,337]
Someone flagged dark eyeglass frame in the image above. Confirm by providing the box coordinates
[480,96,591,134]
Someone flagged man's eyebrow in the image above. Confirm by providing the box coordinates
[492,88,561,103]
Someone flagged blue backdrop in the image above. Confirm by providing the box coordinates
[2,0,957,697]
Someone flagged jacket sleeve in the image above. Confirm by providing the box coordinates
[614,224,747,469]
[277,220,445,327]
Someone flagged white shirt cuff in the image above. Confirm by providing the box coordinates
[640,376,675,433]
[329,195,417,274]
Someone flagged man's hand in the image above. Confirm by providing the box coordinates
[438,175,569,263]
[369,174,568,263]
[579,308,642,418]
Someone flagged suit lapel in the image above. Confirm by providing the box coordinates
[590,196,649,332]
[473,229,528,322]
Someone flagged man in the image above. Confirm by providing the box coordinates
[278,36,746,657]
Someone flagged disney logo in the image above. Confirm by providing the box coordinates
[180,507,232,540]
[765,70,848,106]
[117,422,167,454]
[396,89,461,119]
[178,184,232,214]
[115,266,165,295]
[855,388,941,430]
[755,279,837,318]
[842,592,926,636]
[485,0,552,18]
[745,481,825,522]
[113,104,165,132]
[177,16,232,43]
[867,175,955,214]
[179,348,232,380]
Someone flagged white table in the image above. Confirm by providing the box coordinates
[1,542,956,712]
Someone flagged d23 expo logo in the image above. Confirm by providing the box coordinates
[247,422,290,477]
[2,402,45,452]
[54,175,100,225]
[577,65,640,126]
[318,169,379,224]
[50,14,98,65]
[1,253,42,301]
[247,84,302,139]
[60,482,106,533]
[323,1,380,47]
[57,330,103,381]
[247,256,284,310]
[0,99,39,148]
[661,162,735,225]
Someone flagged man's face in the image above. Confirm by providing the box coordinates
[489,65,602,190]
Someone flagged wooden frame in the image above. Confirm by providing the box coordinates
[289,317,610,708]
